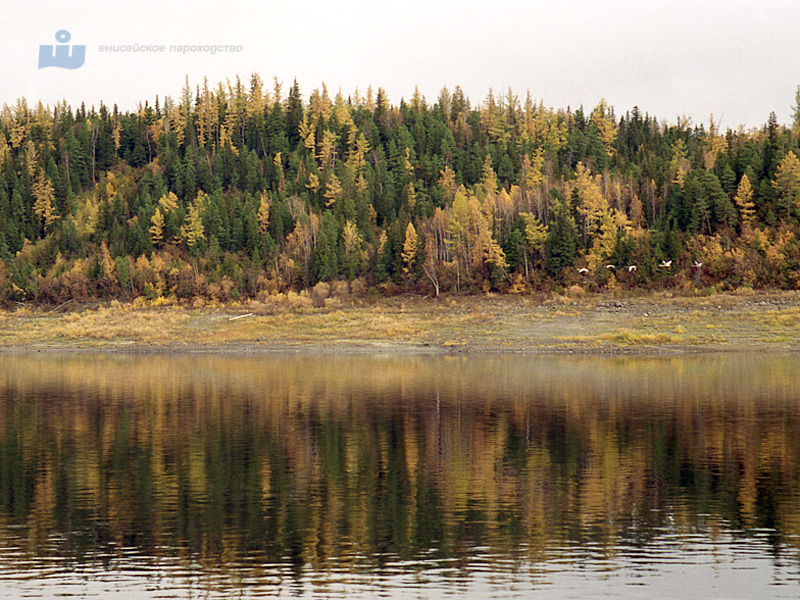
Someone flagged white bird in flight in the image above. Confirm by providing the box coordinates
[659,260,672,268]
[577,267,589,274]
[627,265,637,272]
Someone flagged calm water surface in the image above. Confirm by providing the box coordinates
[0,352,799,599]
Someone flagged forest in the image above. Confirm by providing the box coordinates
[1,75,800,305]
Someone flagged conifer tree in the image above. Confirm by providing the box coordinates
[32,169,57,228]
[734,174,756,231]
[773,151,800,219]
[402,222,418,275]
[545,199,578,277]
[149,207,165,246]
[181,201,206,249]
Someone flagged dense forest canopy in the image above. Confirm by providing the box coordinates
[1,75,800,304]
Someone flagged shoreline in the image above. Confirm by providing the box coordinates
[1,290,799,356]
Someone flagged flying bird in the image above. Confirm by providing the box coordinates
[605,264,615,269]
[659,260,672,268]
[627,265,637,272]
[577,267,589,274]
[693,261,703,268]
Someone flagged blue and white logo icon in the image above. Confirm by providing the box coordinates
[38,30,85,69]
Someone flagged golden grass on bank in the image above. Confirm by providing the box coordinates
[600,329,683,345]
[47,306,192,342]
[0,304,191,345]
[0,291,798,351]
[559,331,683,346]
[758,307,800,327]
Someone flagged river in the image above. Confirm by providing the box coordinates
[0,352,798,598]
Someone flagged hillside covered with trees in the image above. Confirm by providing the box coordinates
[1,76,800,304]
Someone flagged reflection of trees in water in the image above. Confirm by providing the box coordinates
[0,353,798,575]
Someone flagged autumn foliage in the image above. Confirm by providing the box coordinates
[2,78,800,304]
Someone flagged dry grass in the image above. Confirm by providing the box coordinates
[0,304,192,346]
[0,291,798,352]
[600,329,683,345]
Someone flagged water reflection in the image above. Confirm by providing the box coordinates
[0,352,799,598]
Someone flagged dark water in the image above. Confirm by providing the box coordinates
[0,352,799,599]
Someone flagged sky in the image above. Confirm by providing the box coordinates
[3,0,800,129]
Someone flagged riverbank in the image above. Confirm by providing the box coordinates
[1,290,799,354]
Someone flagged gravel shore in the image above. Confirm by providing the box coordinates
[1,290,799,355]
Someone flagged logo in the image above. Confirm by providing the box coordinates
[39,30,85,69]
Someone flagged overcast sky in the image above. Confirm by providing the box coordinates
[4,0,800,129]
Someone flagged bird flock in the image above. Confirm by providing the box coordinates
[577,259,703,275]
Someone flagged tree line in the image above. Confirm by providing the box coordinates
[1,76,800,304]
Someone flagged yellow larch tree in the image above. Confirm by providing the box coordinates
[365,85,375,112]
[464,194,506,276]
[519,149,545,212]
[402,223,418,275]
[324,174,342,208]
[520,212,547,252]
[669,139,690,187]
[447,190,471,282]
[306,172,320,195]
[403,147,414,177]
[481,88,508,144]
[181,201,206,249]
[733,174,756,232]
[317,129,338,170]
[194,78,215,147]
[274,152,285,193]
[112,113,122,155]
[10,120,28,149]
[439,166,457,203]
[158,191,179,214]
[248,73,266,117]
[147,119,164,154]
[170,103,186,148]
[346,130,370,173]
[333,92,354,129]
[544,111,568,155]
[628,193,645,229]
[299,114,316,154]
[25,140,38,179]
[342,219,366,276]
[405,182,416,210]
[32,169,57,227]
[99,241,117,288]
[355,172,368,195]
[494,187,514,238]
[30,102,53,157]
[569,162,609,242]
[0,133,10,169]
[72,195,99,237]
[308,83,334,124]
[585,211,619,272]
[590,99,617,159]
[149,207,165,246]
[773,151,800,219]
[517,211,547,279]
[257,192,271,235]
[703,115,727,170]
[355,132,370,168]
